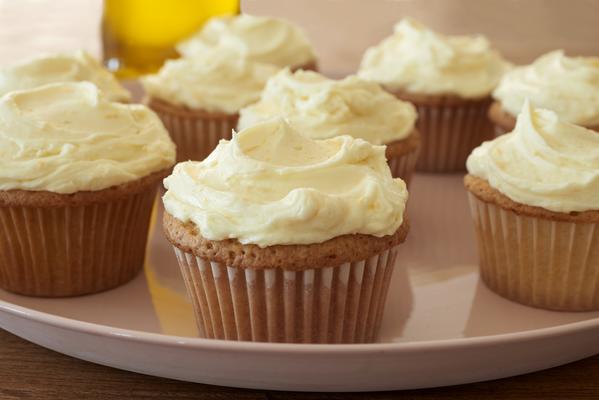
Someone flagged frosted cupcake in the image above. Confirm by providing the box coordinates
[0,50,130,102]
[162,118,409,343]
[465,101,599,311]
[491,50,599,135]
[0,82,175,297]
[358,18,508,172]
[142,47,279,162]
[238,69,419,184]
[177,14,317,71]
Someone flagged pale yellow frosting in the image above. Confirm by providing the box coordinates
[177,14,316,69]
[493,50,599,126]
[142,48,280,114]
[163,118,408,247]
[0,51,130,102]
[237,69,417,145]
[358,18,508,98]
[0,82,176,194]
[467,101,599,213]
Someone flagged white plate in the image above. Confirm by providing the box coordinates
[1,174,598,392]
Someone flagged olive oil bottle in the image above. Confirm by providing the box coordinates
[102,0,239,78]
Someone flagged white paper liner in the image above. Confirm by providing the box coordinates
[174,246,400,343]
[0,188,158,297]
[412,100,493,172]
[468,193,599,311]
[387,147,420,187]
[153,110,237,162]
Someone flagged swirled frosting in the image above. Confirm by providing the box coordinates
[163,118,408,247]
[358,18,508,98]
[0,82,175,194]
[237,69,417,145]
[176,14,316,69]
[493,50,599,126]
[467,101,599,212]
[0,51,130,102]
[142,47,279,113]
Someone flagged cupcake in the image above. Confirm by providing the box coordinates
[162,118,409,343]
[491,50,599,135]
[238,69,419,184]
[177,14,317,71]
[0,82,175,297]
[0,50,130,102]
[142,47,279,162]
[358,18,508,172]
[465,101,599,311]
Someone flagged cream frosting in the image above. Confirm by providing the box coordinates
[358,18,508,98]
[0,51,130,102]
[163,118,408,247]
[0,82,175,194]
[237,69,417,145]
[177,14,316,69]
[142,48,280,113]
[467,101,599,213]
[493,50,599,126]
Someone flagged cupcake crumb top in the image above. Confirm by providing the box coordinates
[358,18,508,98]
[238,68,417,145]
[142,47,280,114]
[0,82,175,194]
[493,50,599,126]
[177,14,316,69]
[466,100,599,213]
[0,50,130,102]
[163,118,408,247]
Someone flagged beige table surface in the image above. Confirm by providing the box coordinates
[1,0,598,398]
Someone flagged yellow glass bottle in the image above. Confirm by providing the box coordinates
[102,0,239,78]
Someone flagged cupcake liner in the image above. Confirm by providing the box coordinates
[387,147,420,186]
[416,99,493,172]
[393,94,493,173]
[150,102,237,162]
[0,185,159,297]
[174,246,400,343]
[468,193,599,311]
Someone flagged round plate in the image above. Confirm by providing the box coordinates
[1,175,598,392]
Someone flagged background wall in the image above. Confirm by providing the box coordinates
[2,0,599,75]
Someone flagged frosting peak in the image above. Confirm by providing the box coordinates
[142,47,279,113]
[493,50,599,126]
[177,14,316,69]
[467,101,599,212]
[238,69,417,144]
[0,51,131,102]
[163,118,408,247]
[358,18,508,98]
[0,82,175,194]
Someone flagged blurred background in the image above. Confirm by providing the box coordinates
[1,0,598,76]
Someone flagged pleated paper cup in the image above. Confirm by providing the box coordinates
[385,129,421,186]
[163,211,409,343]
[389,91,494,173]
[174,245,400,343]
[148,98,238,162]
[467,190,599,311]
[0,170,166,297]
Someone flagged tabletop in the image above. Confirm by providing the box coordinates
[1,0,599,398]
[1,328,598,399]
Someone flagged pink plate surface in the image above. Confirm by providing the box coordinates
[1,174,598,391]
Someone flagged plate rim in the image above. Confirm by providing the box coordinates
[1,295,598,355]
